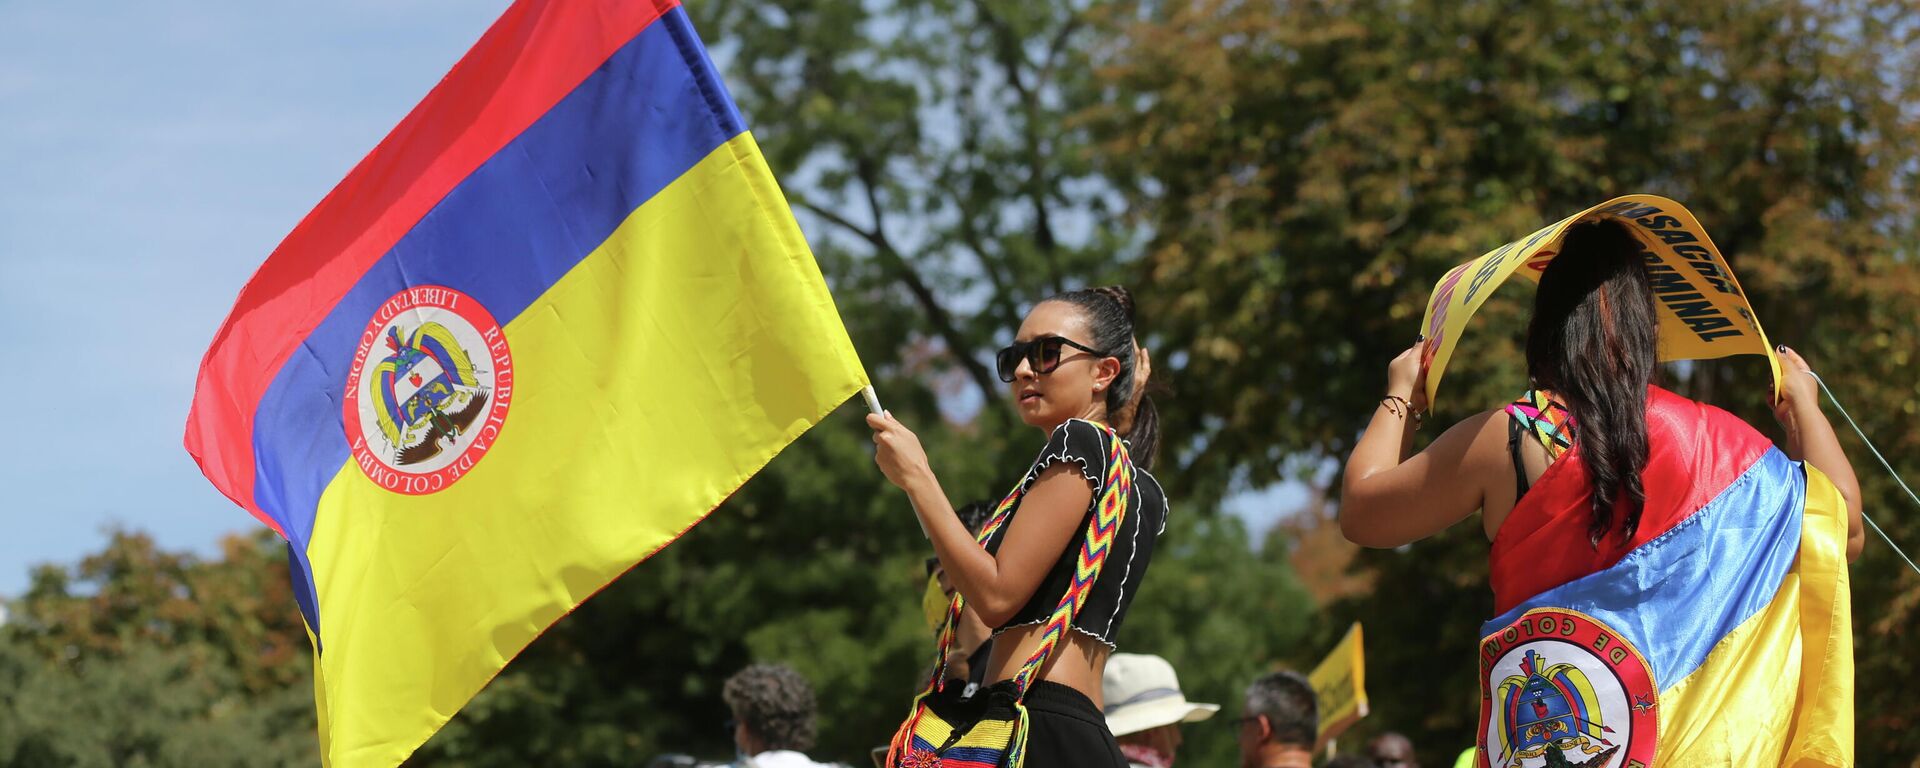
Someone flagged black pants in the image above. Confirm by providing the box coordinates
[1021,681,1126,767]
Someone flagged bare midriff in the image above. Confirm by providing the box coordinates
[984,623,1110,707]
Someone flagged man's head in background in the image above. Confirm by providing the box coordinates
[1237,670,1317,768]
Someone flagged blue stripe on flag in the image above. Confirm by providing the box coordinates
[1481,447,1805,691]
[245,7,745,634]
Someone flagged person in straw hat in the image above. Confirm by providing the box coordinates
[1100,653,1219,768]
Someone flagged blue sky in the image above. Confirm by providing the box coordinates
[0,1,510,595]
[0,1,1304,597]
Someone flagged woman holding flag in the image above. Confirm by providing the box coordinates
[1341,218,1863,765]
[870,286,1167,767]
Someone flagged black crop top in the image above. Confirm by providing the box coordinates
[980,419,1168,649]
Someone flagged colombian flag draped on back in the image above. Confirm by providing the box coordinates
[1476,389,1852,767]
[182,1,868,764]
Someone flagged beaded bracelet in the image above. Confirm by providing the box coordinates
[1382,395,1426,429]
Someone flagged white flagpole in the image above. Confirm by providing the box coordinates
[864,385,931,539]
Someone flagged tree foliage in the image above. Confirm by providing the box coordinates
[0,531,316,767]
[1089,0,1919,762]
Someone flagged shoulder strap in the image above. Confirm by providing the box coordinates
[1506,409,1532,499]
[1008,425,1131,695]
[923,422,1133,698]
[1508,389,1577,462]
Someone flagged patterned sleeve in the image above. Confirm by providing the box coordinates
[1020,418,1109,492]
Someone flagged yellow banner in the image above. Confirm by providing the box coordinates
[1418,195,1780,408]
[1309,622,1368,743]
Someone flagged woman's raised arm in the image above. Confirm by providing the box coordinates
[1340,344,1501,548]
[870,412,1094,625]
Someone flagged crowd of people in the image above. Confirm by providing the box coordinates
[649,659,1439,768]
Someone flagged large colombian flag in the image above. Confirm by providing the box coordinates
[1475,388,1852,767]
[183,1,868,764]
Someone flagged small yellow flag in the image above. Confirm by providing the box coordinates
[1309,622,1369,744]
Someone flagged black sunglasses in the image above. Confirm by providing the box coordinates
[995,335,1106,383]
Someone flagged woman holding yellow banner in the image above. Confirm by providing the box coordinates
[870,286,1168,768]
[1341,218,1863,766]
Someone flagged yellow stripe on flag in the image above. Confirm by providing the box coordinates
[306,133,868,766]
[1652,465,1853,767]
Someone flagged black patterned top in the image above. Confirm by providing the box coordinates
[981,418,1168,649]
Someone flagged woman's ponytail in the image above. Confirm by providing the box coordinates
[1047,285,1161,470]
[1526,219,1658,544]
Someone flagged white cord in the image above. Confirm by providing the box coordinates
[1807,371,1920,576]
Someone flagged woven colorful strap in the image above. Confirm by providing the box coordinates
[1005,430,1131,697]
[930,422,1131,690]
[1507,388,1577,462]
[891,422,1133,767]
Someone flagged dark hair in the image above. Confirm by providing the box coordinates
[722,663,817,752]
[1043,286,1160,470]
[1244,670,1317,747]
[1525,218,1658,545]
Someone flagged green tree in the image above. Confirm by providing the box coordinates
[0,531,316,766]
[697,0,1129,403]
[1088,0,1919,762]
[0,642,313,768]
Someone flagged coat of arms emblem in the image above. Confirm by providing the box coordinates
[1478,609,1657,768]
[343,285,512,495]
[369,322,491,465]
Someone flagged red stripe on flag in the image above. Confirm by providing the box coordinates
[184,0,682,532]
[1489,386,1774,613]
